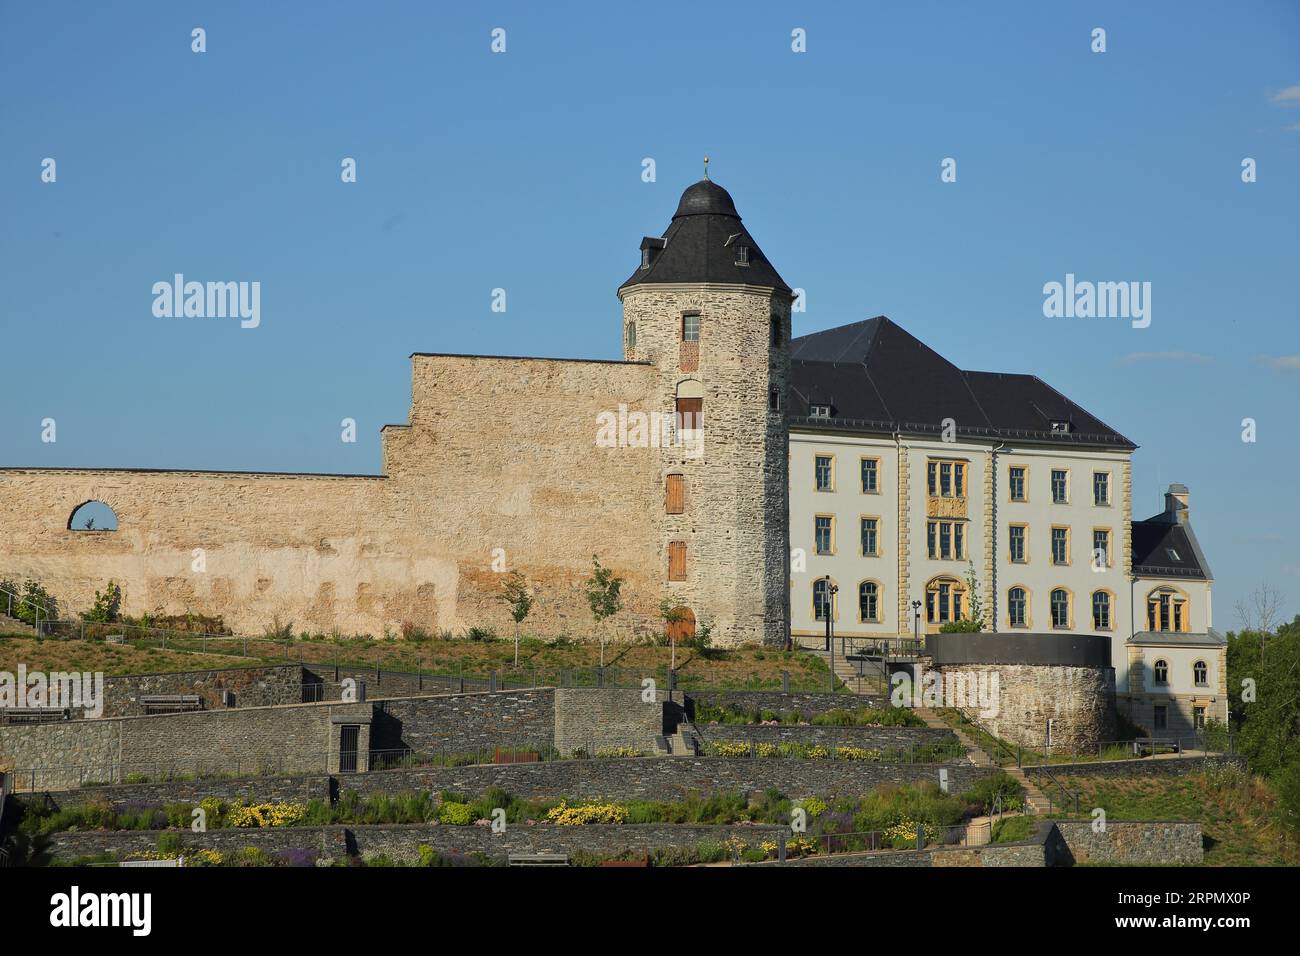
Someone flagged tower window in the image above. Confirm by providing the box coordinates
[682,313,700,342]
[735,245,750,266]
[668,541,687,581]
[640,249,651,269]
[770,313,782,347]
[626,322,636,349]
[768,387,780,411]
[665,474,685,514]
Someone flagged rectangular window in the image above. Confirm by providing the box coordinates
[1093,471,1110,506]
[681,313,700,342]
[930,459,965,498]
[809,404,832,418]
[1009,525,1026,563]
[1194,706,1206,731]
[675,397,702,430]
[665,475,685,515]
[1051,469,1069,504]
[815,516,834,554]
[860,518,878,556]
[770,313,782,347]
[1092,529,1110,567]
[928,521,964,559]
[668,541,686,581]
[1009,466,1026,501]
[815,455,833,491]
[1051,527,1069,565]
[768,387,780,411]
[1153,705,1168,732]
[860,458,878,494]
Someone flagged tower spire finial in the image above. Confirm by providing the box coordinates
[703,155,710,180]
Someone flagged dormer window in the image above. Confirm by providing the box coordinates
[1050,420,1072,434]
[639,236,666,271]
[735,245,750,266]
[809,404,832,418]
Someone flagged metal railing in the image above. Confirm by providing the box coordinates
[809,822,975,857]
[1,585,55,633]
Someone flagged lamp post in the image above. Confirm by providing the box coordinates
[911,599,922,646]
[823,576,840,689]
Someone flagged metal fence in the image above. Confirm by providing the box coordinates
[11,621,847,694]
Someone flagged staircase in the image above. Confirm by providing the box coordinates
[915,708,1052,815]
[654,721,702,757]
[801,645,888,697]
[0,613,37,638]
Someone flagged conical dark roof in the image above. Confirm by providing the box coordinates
[619,179,791,295]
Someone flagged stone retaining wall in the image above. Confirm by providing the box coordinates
[371,689,556,755]
[43,822,788,865]
[686,690,886,717]
[1025,754,1245,783]
[1049,820,1203,866]
[340,757,993,802]
[693,724,956,752]
[98,664,307,717]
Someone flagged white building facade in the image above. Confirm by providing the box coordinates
[785,318,1226,736]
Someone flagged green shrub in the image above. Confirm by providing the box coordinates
[991,815,1037,844]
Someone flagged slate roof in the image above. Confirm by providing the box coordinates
[619,180,792,295]
[787,316,1137,449]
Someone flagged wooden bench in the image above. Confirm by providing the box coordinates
[0,707,70,724]
[138,694,203,714]
[507,853,570,867]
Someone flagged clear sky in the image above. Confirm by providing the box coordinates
[2,1,1297,625]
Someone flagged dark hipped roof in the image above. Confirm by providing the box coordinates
[787,316,1136,449]
[1131,521,1207,579]
[619,179,792,295]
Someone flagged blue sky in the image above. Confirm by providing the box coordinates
[2,1,1298,625]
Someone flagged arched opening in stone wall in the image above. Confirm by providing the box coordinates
[666,606,695,644]
[68,500,118,531]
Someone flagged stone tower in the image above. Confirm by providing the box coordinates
[618,177,792,647]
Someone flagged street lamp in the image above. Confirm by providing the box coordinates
[911,599,922,646]
[823,576,840,689]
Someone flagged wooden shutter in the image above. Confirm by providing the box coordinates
[675,397,703,430]
[668,541,687,581]
[665,474,685,514]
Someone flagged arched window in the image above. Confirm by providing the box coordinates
[1050,588,1070,629]
[1007,587,1028,628]
[1091,591,1112,630]
[858,581,880,623]
[626,322,636,349]
[813,578,836,622]
[1193,660,1208,687]
[1153,659,1169,684]
[675,379,704,430]
[925,576,965,626]
[1146,587,1189,632]
[68,500,118,532]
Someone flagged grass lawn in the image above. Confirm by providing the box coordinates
[1049,767,1299,866]
[0,633,841,691]
[0,635,253,675]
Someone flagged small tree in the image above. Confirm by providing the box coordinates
[585,555,624,668]
[81,580,123,624]
[660,599,686,670]
[499,570,534,667]
[8,579,58,628]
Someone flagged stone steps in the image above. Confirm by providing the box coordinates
[914,707,1051,814]
[0,613,38,637]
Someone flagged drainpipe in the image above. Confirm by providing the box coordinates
[990,442,1006,633]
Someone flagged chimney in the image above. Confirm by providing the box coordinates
[1164,483,1189,523]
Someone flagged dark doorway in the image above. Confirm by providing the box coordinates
[339,725,359,773]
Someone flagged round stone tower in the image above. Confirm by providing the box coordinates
[618,177,792,647]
